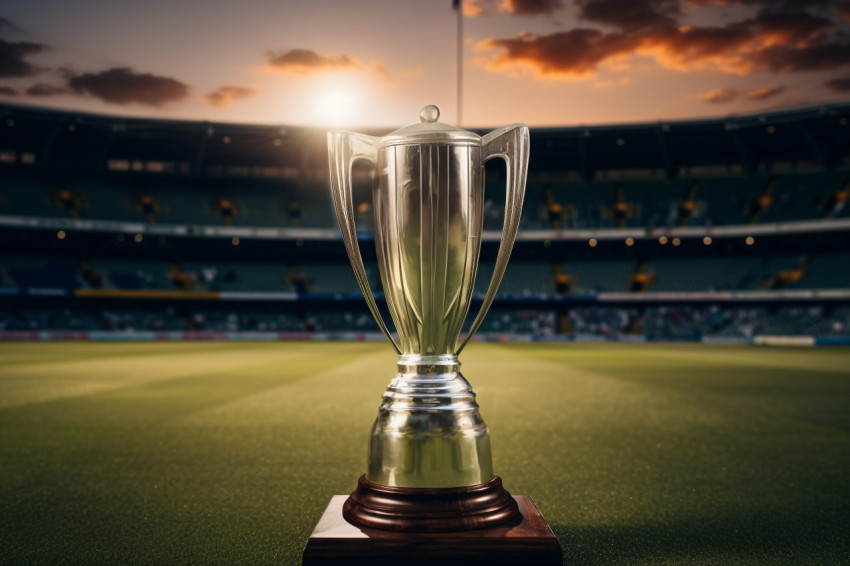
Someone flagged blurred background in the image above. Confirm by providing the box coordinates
[1,0,849,344]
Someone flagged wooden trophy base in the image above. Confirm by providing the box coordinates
[302,493,562,565]
[343,474,521,532]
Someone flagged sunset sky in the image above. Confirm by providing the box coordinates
[1,0,850,129]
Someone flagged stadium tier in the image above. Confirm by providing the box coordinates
[1,101,849,341]
[3,165,848,230]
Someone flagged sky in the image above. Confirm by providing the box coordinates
[1,0,850,129]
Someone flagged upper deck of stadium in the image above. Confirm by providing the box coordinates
[1,101,849,235]
[1,100,849,179]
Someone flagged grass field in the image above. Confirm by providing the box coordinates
[0,341,848,565]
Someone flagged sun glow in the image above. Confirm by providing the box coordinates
[307,77,362,127]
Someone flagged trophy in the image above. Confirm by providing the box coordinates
[304,106,561,564]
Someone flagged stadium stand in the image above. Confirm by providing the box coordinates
[1,101,849,341]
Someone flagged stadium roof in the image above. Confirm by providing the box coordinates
[1,101,848,181]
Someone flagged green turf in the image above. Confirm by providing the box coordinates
[0,342,848,565]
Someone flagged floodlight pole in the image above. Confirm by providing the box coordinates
[457,0,463,127]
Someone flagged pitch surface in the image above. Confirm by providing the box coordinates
[1,342,848,564]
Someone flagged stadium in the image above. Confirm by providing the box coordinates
[1,101,849,342]
[2,98,849,564]
[1,1,850,564]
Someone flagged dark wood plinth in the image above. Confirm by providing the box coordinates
[302,495,562,566]
[344,474,521,532]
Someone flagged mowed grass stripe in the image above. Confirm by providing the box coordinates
[0,341,245,368]
[463,343,850,564]
[0,342,387,564]
[0,342,381,409]
[498,343,850,433]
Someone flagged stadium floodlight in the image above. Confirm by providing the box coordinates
[305,105,561,563]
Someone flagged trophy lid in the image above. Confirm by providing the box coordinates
[379,105,480,148]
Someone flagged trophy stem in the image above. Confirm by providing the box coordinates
[365,355,494,489]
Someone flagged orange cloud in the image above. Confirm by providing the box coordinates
[403,66,425,78]
[499,0,564,15]
[371,61,389,76]
[698,87,737,103]
[204,85,258,108]
[592,76,633,88]
[745,85,785,100]
[463,0,564,16]
[477,30,641,79]
[639,24,754,74]
[479,2,850,80]
[267,49,361,75]
[463,0,486,16]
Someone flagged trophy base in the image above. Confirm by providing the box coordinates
[302,494,562,566]
[343,474,520,532]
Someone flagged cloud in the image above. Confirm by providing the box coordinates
[698,87,737,102]
[463,0,487,15]
[593,76,633,87]
[0,85,20,96]
[746,9,834,45]
[645,9,844,74]
[499,0,565,15]
[0,38,48,78]
[745,85,785,99]
[267,49,361,75]
[403,66,425,78]
[463,0,565,16]
[67,68,189,106]
[639,24,754,74]
[748,41,850,73]
[478,29,641,78]
[204,84,257,108]
[371,61,389,76]
[686,0,834,9]
[0,17,23,33]
[837,0,850,22]
[576,0,679,31]
[824,75,850,92]
[479,1,850,79]
[25,83,67,96]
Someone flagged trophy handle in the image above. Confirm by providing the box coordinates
[456,124,529,355]
[328,131,401,354]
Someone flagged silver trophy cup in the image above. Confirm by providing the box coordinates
[329,105,528,530]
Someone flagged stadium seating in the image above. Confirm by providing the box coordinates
[1,101,848,340]
[479,261,553,295]
[784,251,850,289]
[188,309,303,332]
[2,167,844,231]
[101,308,186,331]
[562,259,635,293]
[176,260,295,292]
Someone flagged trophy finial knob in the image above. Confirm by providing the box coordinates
[419,105,440,123]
